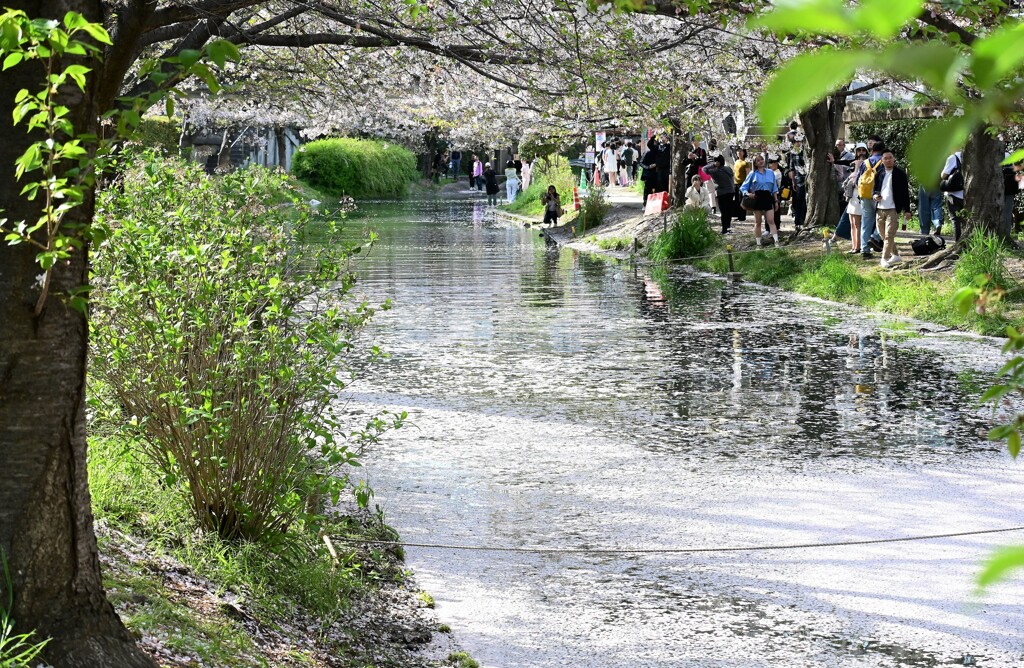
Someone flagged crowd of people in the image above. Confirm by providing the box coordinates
[435,129,1024,257]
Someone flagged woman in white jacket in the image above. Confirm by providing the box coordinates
[685,176,711,211]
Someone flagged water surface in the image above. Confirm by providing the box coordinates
[346,199,1024,668]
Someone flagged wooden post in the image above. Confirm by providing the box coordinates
[726,244,742,283]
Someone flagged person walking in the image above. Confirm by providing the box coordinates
[483,162,500,205]
[733,148,750,222]
[541,185,562,227]
[504,159,520,203]
[873,150,912,268]
[941,150,965,241]
[472,155,484,191]
[855,140,886,259]
[639,138,659,206]
[843,144,868,253]
[740,155,780,247]
[449,149,462,182]
[521,158,533,191]
[705,155,736,234]
[603,142,618,186]
[918,185,944,235]
[620,141,635,187]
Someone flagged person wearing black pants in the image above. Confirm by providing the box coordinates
[654,137,671,195]
[705,155,736,233]
[639,138,659,205]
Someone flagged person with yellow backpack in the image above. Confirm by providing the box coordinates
[855,137,886,259]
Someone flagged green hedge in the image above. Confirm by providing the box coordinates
[291,137,418,199]
[133,116,180,155]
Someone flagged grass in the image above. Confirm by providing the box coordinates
[585,235,633,251]
[89,434,407,666]
[693,246,1021,335]
[647,207,718,263]
[447,652,480,668]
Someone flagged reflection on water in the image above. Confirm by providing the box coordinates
[345,199,1024,668]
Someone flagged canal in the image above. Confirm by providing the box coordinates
[345,199,1024,667]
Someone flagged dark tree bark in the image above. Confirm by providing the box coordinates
[274,125,287,170]
[669,122,686,207]
[963,124,1008,240]
[799,92,846,230]
[0,1,156,666]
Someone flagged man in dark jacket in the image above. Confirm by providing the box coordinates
[872,150,913,268]
[654,136,672,194]
[683,137,708,188]
[704,155,735,233]
[639,138,659,205]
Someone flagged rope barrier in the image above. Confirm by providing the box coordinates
[335,525,1024,556]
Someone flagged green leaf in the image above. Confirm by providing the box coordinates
[906,117,972,189]
[3,50,22,70]
[178,49,202,69]
[971,22,1024,89]
[63,63,90,90]
[1009,430,1021,458]
[78,21,111,45]
[750,0,854,37]
[1003,148,1024,166]
[978,546,1024,590]
[756,48,865,129]
[206,39,240,69]
[877,42,964,98]
[852,0,922,40]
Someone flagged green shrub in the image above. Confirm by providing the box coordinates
[92,154,401,542]
[577,187,611,234]
[955,231,1014,294]
[648,207,717,262]
[291,137,418,198]
[130,116,180,155]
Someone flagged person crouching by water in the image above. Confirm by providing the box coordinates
[483,162,500,205]
[541,185,562,227]
[685,175,710,211]
[739,155,780,247]
[505,160,520,204]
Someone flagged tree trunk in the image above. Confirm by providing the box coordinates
[963,124,1008,240]
[670,123,686,207]
[274,125,287,170]
[0,2,155,666]
[799,92,846,229]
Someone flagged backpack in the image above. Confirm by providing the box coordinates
[857,159,880,199]
[939,155,964,192]
[911,235,945,256]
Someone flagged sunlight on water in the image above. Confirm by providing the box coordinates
[344,199,1024,668]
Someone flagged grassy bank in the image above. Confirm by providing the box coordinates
[89,434,453,667]
[501,157,576,217]
[687,237,1022,336]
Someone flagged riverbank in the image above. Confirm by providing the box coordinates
[544,199,1024,336]
[91,434,467,668]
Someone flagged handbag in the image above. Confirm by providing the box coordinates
[939,156,964,192]
[740,192,757,211]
